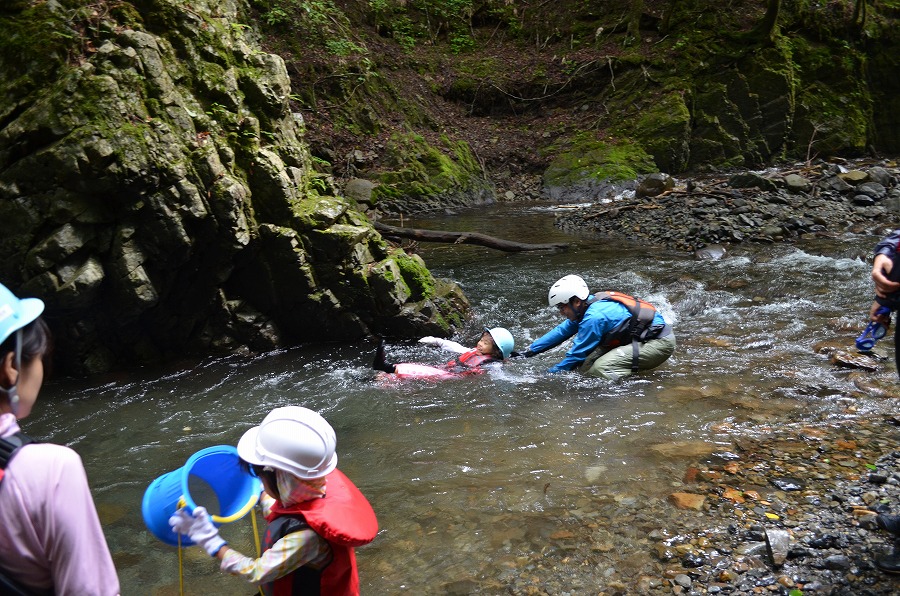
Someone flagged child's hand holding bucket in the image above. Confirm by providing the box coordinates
[169,506,228,557]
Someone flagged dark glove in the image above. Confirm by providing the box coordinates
[510,349,536,359]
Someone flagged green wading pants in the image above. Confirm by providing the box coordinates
[579,334,677,381]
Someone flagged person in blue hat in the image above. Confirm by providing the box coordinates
[0,282,119,594]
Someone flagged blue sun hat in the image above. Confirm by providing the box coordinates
[0,282,44,416]
[0,282,44,346]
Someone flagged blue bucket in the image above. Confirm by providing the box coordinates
[142,445,262,546]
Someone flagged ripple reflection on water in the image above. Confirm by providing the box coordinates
[25,207,897,593]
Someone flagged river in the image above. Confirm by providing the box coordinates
[24,202,896,593]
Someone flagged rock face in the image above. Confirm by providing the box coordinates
[0,0,469,375]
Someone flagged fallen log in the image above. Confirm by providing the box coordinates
[373,222,569,252]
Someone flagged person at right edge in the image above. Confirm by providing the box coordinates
[868,230,900,376]
[521,274,675,380]
[867,231,900,574]
[169,405,378,595]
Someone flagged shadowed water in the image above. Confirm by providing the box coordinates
[24,203,896,593]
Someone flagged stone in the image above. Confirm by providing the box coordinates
[764,528,791,567]
[839,170,869,185]
[636,172,675,197]
[343,178,377,204]
[670,492,706,510]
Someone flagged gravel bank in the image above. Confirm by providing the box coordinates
[554,160,900,253]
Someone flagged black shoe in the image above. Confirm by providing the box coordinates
[875,553,900,574]
[372,339,396,374]
[876,514,900,536]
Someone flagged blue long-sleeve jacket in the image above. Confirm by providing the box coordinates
[527,297,667,372]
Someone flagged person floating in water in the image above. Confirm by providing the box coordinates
[521,274,675,380]
[373,327,514,381]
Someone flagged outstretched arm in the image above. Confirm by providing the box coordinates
[419,336,468,354]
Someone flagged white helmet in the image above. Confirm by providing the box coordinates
[547,275,590,307]
[237,406,338,479]
[485,327,514,359]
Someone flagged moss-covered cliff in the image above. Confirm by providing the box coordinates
[0,0,469,375]
[248,0,900,202]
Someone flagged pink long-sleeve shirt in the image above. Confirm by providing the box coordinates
[0,413,120,595]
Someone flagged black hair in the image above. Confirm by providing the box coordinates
[240,458,278,492]
[482,331,504,360]
[0,318,52,365]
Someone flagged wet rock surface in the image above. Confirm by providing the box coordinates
[555,160,900,252]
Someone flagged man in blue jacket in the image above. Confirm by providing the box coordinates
[523,275,676,380]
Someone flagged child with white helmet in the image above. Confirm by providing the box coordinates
[0,282,120,594]
[169,406,378,595]
[372,326,515,381]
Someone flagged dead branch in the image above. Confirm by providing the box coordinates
[373,222,568,252]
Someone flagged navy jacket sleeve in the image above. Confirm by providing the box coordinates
[875,230,900,258]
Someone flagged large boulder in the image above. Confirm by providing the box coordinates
[0,0,469,375]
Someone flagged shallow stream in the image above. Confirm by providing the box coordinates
[25,203,899,593]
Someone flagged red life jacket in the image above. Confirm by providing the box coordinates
[446,349,495,375]
[264,469,378,596]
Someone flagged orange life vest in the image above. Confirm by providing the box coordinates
[446,349,495,375]
[595,291,662,372]
[595,291,659,349]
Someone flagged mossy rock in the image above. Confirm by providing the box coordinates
[543,136,656,201]
[368,133,495,214]
[631,90,691,173]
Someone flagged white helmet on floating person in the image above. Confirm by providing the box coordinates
[485,327,515,359]
[237,406,337,479]
[547,275,590,307]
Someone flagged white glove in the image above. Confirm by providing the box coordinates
[418,336,441,345]
[168,506,227,556]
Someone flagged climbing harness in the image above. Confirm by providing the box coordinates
[595,291,667,372]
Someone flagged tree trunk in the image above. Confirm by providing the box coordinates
[374,222,569,252]
[660,0,678,35]
[626,0,644,45]
[753,0,781,42]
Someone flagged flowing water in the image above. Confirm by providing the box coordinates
[24,203,898,593]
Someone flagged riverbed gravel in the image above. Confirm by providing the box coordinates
[553,160,900,253]
[482,414,900,595]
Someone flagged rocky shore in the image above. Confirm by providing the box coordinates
[487,415,900,595]
[640,416,900,595]
[554,160,900,253]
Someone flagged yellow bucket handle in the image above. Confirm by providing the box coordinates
[177,493,260,524]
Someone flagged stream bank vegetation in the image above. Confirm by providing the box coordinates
[247,0,899,215]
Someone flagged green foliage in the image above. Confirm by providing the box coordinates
[325,38,366,57]
[205,102,230,120]
[252,0,361,51]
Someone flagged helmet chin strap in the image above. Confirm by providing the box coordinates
[0,329,22,417]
